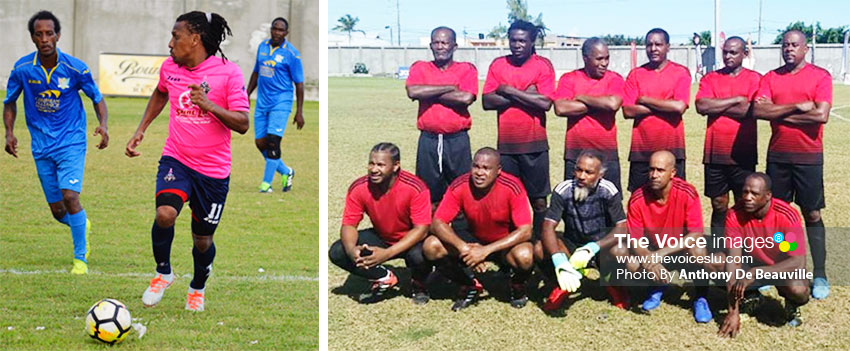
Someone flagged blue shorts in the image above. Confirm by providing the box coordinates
[155,156,230,236]
[34,143,86,203]
[253,108,291,139]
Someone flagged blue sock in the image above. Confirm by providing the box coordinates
[56,213,70,226]
[263,158,277,184]
[68,210,87,262]
[276,159,291,175]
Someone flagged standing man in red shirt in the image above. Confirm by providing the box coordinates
[753,29,832,300]
[423,147,534,311]
[694,37,761,239]
[623,151,714,323]
[553,37,625,191]
[328,143,433,304]
[482,20,554,238]
[622,28,691,192]
[718,173,809,337]
[406,26,478,206]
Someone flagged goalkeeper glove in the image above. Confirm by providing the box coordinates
[570,242,600,271]
[552,252,582,292]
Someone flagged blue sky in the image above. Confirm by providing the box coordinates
[329,0,850,45]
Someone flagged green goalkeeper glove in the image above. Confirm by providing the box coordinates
[553,252,581,292]
[570,242,600,271]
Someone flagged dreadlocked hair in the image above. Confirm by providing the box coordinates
[508,20,544,53]
[176,11,233,62]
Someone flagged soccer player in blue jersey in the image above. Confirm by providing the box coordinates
[246,17,304,193]
[3,10,109,275]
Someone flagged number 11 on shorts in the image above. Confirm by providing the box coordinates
[204,203,223,224]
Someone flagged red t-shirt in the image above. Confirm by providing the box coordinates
[482,54,555,154]
[726,198,806,265]
[623,61,691,161]
[434,172,532,244]
[695,68,762,165]
[553,69,625,161]
[341,170,432,245]
[756,63,832,165]
[628,178,704,247]
[405,60,479,134]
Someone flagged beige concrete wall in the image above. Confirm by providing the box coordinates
[0,0,318,100]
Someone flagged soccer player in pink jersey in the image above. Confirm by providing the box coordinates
[124,11,250,312]
[753,30,832,300]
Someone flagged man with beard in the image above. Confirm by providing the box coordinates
[482,20,554,238]
[695,36,761,239]
[718,173,809,337]
[553,37,625,191]
[423,147,533,310]
[328,143,433,304]
[753,29,832,300]
[406,26,477,206]
[535,151,628,311]
[621,151,715,323]
[622,28,691,192]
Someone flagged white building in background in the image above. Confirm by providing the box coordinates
[329,32,393,46]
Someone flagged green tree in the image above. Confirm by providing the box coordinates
[698,30,711,46]
[502,0,548,44]
[773,21,849,44]
[600,34,644,46]
[487,22,508,39]
[333,14,365,44]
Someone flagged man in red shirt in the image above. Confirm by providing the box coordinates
[622,150,715,323]
[553,37,625,191]
[694,37,761,241]
[718,173,809,337]
[482,20,554,238]
[328,143,433,304]
[406,26,478,205]
[423,147,533,311]
[753,29,832,300]
[622,28,691,192]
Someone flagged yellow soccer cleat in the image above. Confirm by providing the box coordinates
[71,258,88,275]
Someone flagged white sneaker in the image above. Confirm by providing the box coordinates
[185,287,205,312]
[142,273,174,307]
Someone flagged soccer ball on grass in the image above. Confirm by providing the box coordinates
[85,298,132,345]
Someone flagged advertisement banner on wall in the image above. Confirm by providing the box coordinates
[98,53,168,97]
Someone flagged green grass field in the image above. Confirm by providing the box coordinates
[0,96,318,350]
[329,77,850,350]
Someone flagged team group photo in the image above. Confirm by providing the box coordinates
[328,0,850,349]
[1,1,318,349]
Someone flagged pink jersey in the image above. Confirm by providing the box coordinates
[156,56,250,178]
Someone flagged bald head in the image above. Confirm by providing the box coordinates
[474,147,500,163]
[647,150,676,192]
[781,30,808,67]
[649,150,676,170]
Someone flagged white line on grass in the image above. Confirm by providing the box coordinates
[0,269,318,282]
[831,111,850,122]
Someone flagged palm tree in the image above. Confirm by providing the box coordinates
[333,14,365,45]
[487,22,508,39]
[505,0,548,45]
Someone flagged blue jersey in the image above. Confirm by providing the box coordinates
[4,48,102,158]
[253,39,304,111]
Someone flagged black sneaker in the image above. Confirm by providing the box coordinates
[410,279,430,305]
[451,279,483,311]
[740,291,764,316]
[785,302,802,327]
[510,282,528,309]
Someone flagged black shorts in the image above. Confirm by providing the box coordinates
[416,130,472,203]
[454,229,513,266]
[627,160,686,192]
[766,162,825,210]
[501,151,550,199]
[704,164,755,198]
[155,156,230,236]
[565,158,622,193]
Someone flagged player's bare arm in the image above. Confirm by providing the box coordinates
[431,217,473,256]
[3,102,18,158]
[187,83,249,134]
[340,224,363,263]
[437,90,475,108]
[576,94,623,112]
[752,97,811,121]
[92,99,109,149]
[782,101,830,125]
[461,224,531,267]
[246,71,259,97]
[356,224,428,269]
[553,98,588,117]
[125,89,169,157]
[482,91,512,110]
[406,84,456,100]
[622,103,652,119]
[294,82,304,129]
[595,221,628,251]
[695,96,749,118]
[496,84,552,111]
[540,219,567,256]
[637,95,688,115]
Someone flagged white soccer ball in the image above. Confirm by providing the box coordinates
[85,298,132,344]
